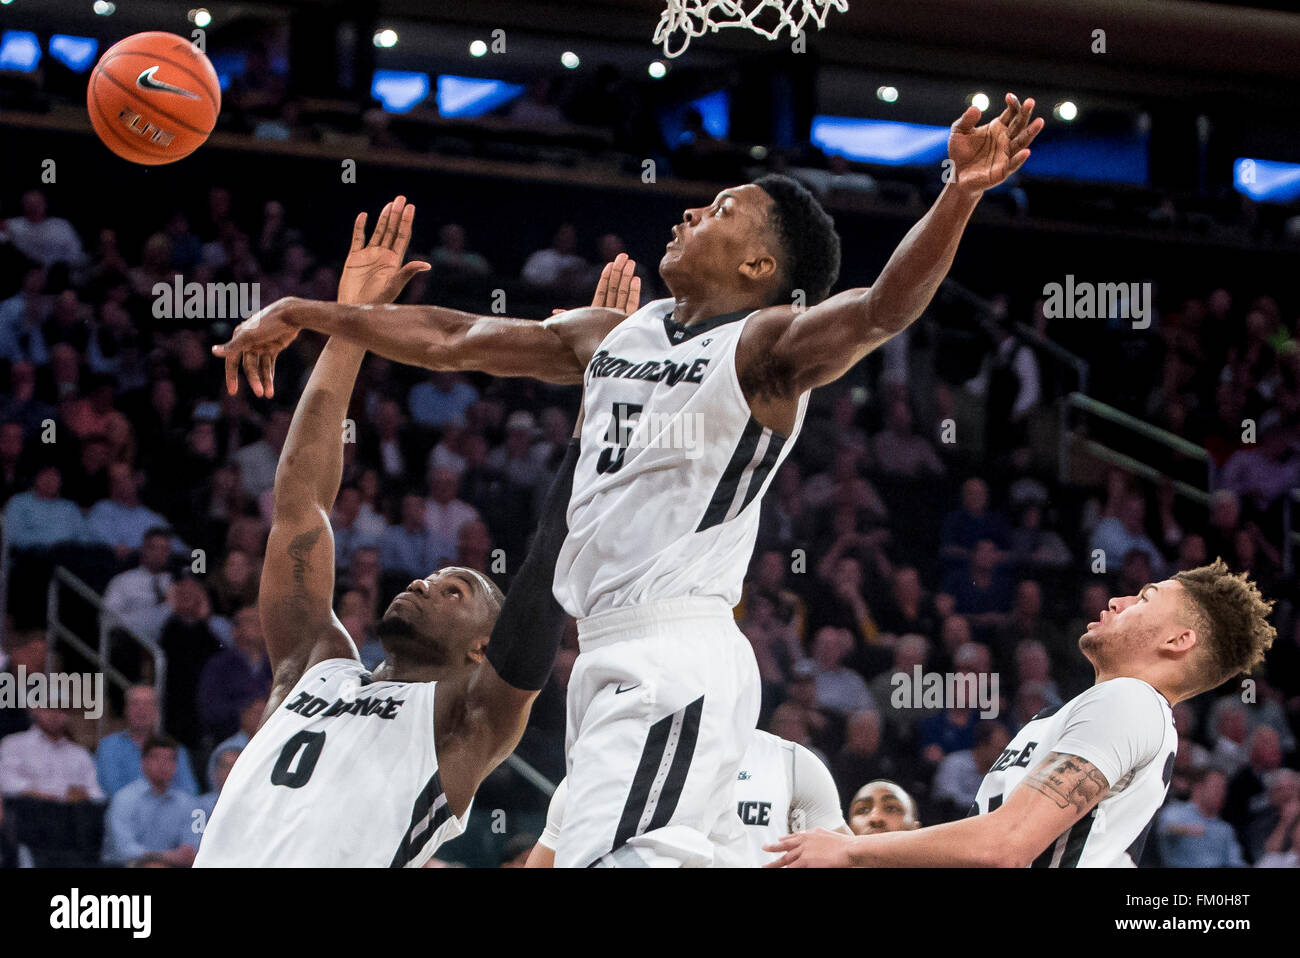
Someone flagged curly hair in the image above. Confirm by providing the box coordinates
[751,174,842,306]
[1173,558,1276,689]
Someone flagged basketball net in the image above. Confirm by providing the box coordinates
[654,0,849,58]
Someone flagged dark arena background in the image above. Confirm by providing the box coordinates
[0,0,1297,919]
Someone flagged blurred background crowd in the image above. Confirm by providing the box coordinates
[1,0,1298,868]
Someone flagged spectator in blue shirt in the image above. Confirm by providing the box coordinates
[206,695,266,787]
[1089,491,1165,578]
[1158,768,1246,868]
[101,736,199,867]
[380,493,454,580]
[95,684,198,797]
[2,465,84,550]
[407,371,479,428]
[939,478,1008,575]
[0,263,51,366]
[85,462,169,559]
[193,744,242,845]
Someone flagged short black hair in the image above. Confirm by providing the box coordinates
[141,734,179,758]
[751,173,842,306]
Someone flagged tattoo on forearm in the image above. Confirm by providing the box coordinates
[1023,752,1109,812]
[287,527,323,599]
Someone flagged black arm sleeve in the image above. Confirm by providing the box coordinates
[484,438,579,691]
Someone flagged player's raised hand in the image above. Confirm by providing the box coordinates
[550,252,641,317]
[212,297,301,398]
[337,195,431,305]
[590,252,641,313]
[947,92,1043,194]
[763,828,857,868]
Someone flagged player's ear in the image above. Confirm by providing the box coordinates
[467,635,489,664]
[739,251,779,284]
[1166,625,1198,656]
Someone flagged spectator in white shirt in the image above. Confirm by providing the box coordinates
[1209,700,1252,779]
[102,527,176,641]
[521,223,589,299]
[0,707,103,801]
[232,408,291,498]
[4,190,87,270]
[1256,802,1300,868]
[424,466,480,546]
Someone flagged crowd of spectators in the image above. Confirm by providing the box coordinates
[0,172,1296,868]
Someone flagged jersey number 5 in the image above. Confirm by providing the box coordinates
[271,730,326,788]
[596,402,643,475]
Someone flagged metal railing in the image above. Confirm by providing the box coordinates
[503,754,557,798]
[44,566,167,742]
[1059,392,1215,506]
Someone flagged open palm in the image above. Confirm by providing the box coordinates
[948,93,1044,194]
[337,195,430,305]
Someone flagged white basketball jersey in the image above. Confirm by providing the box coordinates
[194,658,470,868]
[735,730,846,864]
[555,298,807,619]
[972,677,1177,868]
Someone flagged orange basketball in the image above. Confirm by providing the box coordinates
[87,31,221,165]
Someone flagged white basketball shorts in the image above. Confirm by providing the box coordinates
[554,596,761,868]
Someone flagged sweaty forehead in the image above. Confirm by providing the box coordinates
[720,184,771,214]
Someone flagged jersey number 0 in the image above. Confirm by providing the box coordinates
[270,730,326,788]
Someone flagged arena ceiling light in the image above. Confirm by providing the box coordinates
[561,51,580,69]
[92,0,116,13]
[0,30,41,72]
[469,40,487,57]
[876,85,898,103]
[373,29,399,49]
[969,92,989,112]
[188,8,211,27]
[648,60,667,79]
[49,34,99,72]
[1054,100,1078,121]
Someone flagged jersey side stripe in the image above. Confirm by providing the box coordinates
[697,418,764,532]
[1057,810,1097,868]
[738,431,785,514]
[645,696,704,832]
[390,771,452,868]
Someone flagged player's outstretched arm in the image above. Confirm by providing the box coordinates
[212,255,642,396]
[436,436,581,815]
[744,94,1044,397]
[261,198,426,705]
[765,750,1108,867]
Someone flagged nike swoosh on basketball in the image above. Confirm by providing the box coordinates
[615,682,641,694]
[136,66,201,99]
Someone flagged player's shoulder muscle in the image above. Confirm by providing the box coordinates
[542,306,627,367]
